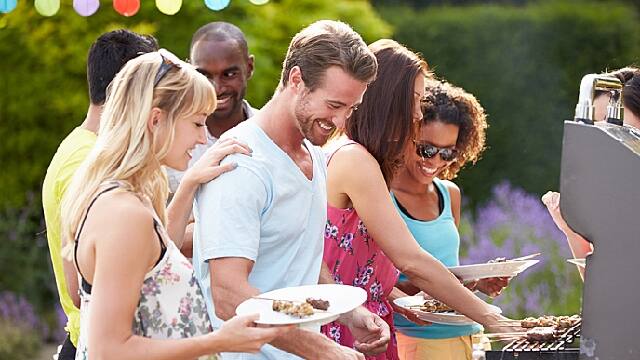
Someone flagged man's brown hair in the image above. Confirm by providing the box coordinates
[280,20,377,91]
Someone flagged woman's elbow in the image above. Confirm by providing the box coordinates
[396,255,420,278]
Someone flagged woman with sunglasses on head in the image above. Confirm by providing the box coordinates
[60,50,290,360]
[321,40,514,359]
[390,80,508,360]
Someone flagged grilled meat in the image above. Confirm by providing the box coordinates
[306,298,330,311]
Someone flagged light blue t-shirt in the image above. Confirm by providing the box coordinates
[193,120,327,360]
[392,178,483,339]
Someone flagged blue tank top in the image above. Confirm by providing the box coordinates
[392,178,482,339]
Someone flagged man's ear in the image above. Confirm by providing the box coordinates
[147,107,163,132]
[288,66,305,93]
[246,54,255,80]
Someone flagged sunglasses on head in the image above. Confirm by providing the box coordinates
[414,141,458,162]
[153,49,182,87]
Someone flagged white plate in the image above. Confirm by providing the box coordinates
[393,295,502,326]
[567,258,586,268]
[236,284,367,327]
[448,260,539,281]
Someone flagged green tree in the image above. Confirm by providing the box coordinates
[0,0,390,210]
[382,1,640,205]
[0,0,390,315]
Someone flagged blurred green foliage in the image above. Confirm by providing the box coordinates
[0,0,391,210]
[0,0,390,330]
[0,193,53,312]
[0,320,41,360]
[381,1,640,205]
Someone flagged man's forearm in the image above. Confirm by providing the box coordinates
[271,327,339,360]
[212,272,340,359]
[211,278,260,320]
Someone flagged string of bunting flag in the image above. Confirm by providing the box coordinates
[0,0,270,16]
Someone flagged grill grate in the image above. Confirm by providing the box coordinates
[502,320,581,352]
[485,321,581,360]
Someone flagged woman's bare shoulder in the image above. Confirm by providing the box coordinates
[330,143,379,170]
[439,179,461,196]
[86,190,155,233]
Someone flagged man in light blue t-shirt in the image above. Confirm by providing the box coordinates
[193,20,389,360]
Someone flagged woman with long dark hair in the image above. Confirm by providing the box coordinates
[321,39,510,359]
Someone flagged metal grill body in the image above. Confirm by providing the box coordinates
[559,122,640,359]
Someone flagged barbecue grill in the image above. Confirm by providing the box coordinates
[486,321,581,360]
[486,74,640,360]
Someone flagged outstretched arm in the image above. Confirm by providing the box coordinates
[328,145,504,330]
[542,191,592,279]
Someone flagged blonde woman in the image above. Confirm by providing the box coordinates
[60,49,290,360]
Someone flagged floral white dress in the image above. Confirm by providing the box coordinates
[74,185,217,360]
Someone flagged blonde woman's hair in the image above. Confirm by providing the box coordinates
[61,50,216,259]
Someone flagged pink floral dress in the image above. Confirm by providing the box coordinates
[321,140,400,360]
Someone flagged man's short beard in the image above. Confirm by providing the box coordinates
[294,95,314,139]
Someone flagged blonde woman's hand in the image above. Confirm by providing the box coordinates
[184,137,252,185]
[213,314,293,354]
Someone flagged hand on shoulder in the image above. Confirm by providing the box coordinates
[183,137,252,186]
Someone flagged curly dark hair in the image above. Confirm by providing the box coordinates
[421,79,488,180]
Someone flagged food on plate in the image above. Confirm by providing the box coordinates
[272,300,314,318]
[271,298,331,317]
[413,299,453,313]
[306,298,330,311]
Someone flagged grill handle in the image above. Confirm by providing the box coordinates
[574,74,623,124]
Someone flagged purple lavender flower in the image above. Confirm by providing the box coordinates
[52,303,67,343]
[0,291,45,338]
[460,181,582,318]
